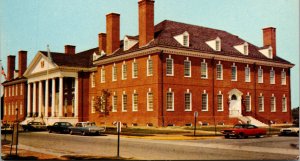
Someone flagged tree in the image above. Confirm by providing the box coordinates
[94,89,111,117]
[291,106,299,120]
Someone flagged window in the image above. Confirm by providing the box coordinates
[20,102,23,115]
[12,103,14,115]
[166,57,174,76]
[12,85,14,96]
[147,92,153,111]
[20,84,23,95]
[112,64,117,81]
[147,57,153,76]
[281,70,286,85]
[245,95,251,111]
[122,63,127,80]
[91,96,95,113]
[166,90,174,111]
[91,72,95,87]
[101,66,105,83]
[112,95,117,112]
[184,59,191,77]
[268,49,272,58]
[216,63,223,80]
[202,92,208,111]
[282,96,287,112]
[122,93,127,112]
[9,87,11,96]
[16,85,18,96]
[124,40,129,51]
[271,95,276,112]
[183,35,189,46]
[244,45,248,55]
[245,66,250,82]
[216,40,220,51]
[201,60,208,79]
[231,64,237,81]
[184,92,192,111]
[258,67,263,83]
[132,92,138,112]
[8,103,11,115]
[270,68,275,84]
[258,95,264,112]
[132,60,138,78]
[217,93,223,111]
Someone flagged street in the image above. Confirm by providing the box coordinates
[2,132,299,160]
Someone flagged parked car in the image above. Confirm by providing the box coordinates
[69,122,105,136]
[220,124,267,139]
[279,126,299,136]
[21,122,47,131]
[47,122,73,134]
[1,122,12,133]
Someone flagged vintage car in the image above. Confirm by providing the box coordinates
[47,122,73,134]
[279,126,299,136]
[220,124,267,139]
[69,122,106,136]
[21,122,47,131]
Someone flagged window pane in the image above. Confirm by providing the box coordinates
[281,71,286,85]
[259,96,264,111]
[113,95,117,112]
[133,93,138,111]
[201,62,207,78]
[258,69,263,83]
[217,94,223,111]
[282,97,286,112]
[123,95,127,111]
[246,95,251,111]
[217,64,222,80]
[202,93,207,111]
[166,58,173,75]
[184,60,191,77]
[185,93,191,111]
[122,64,127,80]
[245,67,250,82]
[147,59,153,76]
[167,92,173,110]
[133,62,138,78]
[271,97,276,112]
[148,92,153,111]
[231,66,237,80]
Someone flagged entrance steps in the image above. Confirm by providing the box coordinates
[238,116,268,127]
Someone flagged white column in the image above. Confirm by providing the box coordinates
[38,81,43,117]
[58,77,63,117]
[32,82,37,116]
[27,83,31,117]
[51,78,56,117]
[45,79,49,117]
[74,77,79,117]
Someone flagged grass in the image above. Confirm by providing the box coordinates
[105,127,190,136]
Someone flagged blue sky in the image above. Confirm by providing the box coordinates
[0,0,299,108]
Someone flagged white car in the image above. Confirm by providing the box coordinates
[279,127,299,136]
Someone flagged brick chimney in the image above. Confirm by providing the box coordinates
[138,0,154,47]
[18,50,27,77]
[98,33,107,53]
[65,45,76,54]
[106,13,120,55]
[263,27,276,57]
[7,55,16,80]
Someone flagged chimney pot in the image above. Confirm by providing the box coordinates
[7,55,16,80]
[65,45,76,54]
[18,50,27,77]
[139,0,155,47]
[263,27,276,57]
[98,33,107,53]
[106,13,120,55]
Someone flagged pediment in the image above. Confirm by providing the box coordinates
[227,88,243,100]
[24,52,57,77]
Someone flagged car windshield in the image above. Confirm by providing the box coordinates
[84,122,96,127]
[233,124,245,129]
[32,122,41,125]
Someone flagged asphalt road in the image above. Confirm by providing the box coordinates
[2,132,299,160]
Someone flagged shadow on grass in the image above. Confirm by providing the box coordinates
[2,155,41,160]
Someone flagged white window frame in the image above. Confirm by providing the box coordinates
[12,85,14,96]
[122,62,127,80]
[270,68,275,84]
[16,85,18,96]
[281,69,286,85]
[183,34,189,47]
[282,95,287,112]
[245,65,251,82]
[122,92,127,112]
[166,55,174,76]
[184,57,191,77]
[147,89,153,111]
[245,93,251,112]
[271,94,276,112]
[100,66,105,83]
[231,63,237,81]
[12,103,14,115]
[132,90,138,112]
[202,90,208,111]
[216,62,223,80]
[217,91,223,111]
[201,59,208,79]
[132,59,138,79]
[258,66,263,83]
[20,84,23,95]
[112,63,117,81]
[258,94,264,112]
[91,72,96,88]
[8,103,11,115]
[147,56,153,76]
[166,88,174,111]
[9,86,11,97]
[184,89,192,111]
[112,93,117,112]
[91,96,95,113]
[20,102,23,115]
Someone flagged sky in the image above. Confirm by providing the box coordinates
[0,0,299,108]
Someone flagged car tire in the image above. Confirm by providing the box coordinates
[70,130,74,135]
[224,135,230,139]
[237,133,244,139]
[48,130,52,133]
[81,131,86,136]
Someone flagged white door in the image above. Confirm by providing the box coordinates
[229,94,242,117]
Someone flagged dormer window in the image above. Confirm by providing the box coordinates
[174,31,189,47]
[268,48,272,58]
[234,42,248,55]
[123,36,138,51]
[259,46,273,59]
[206,37,221,51]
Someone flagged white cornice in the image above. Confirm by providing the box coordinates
[93,46,294,68]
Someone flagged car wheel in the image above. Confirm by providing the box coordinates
[224,135,230,139]
[70,130,73,135]
[81,131,86,136]
[48,130,52,133]
[95,132,100,136]
[237,133,244,139]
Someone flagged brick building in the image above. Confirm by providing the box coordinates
[3,51,28,125]
[10,0,294,127]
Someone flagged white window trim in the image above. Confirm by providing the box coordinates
[166,56,174,76]
[281,69,286,85]
[100,66,105,83]
[202,91,209,111]
[270,67,275,84]
[271,95,276,112]
[258,94,264,112]
[282,95,287,112]
[201,59,208,79]
[147,89,154,111]
[112,64,117,82]
[166,88,174,111]
[122,92,127,112]
[112,93,117,112]
[258,66,264,83]
[91,72,96,88]
[245,65,251,82]
[20,102,23,115]
[184,90,192,111]
[147,56,153,77]
[216,62,223,80]
[12,85,14,96]
[231,63,237,81]
[132,90,138,112]
[217,92,223,112]
[91,96,95,113]
[132,59,138,79]
[245,93,251,112]
[122,62,127,80]
[184,58,191,78]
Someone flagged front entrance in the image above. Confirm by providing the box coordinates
[228,89,243,117]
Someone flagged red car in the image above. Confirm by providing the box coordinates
[221,124,267,139]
